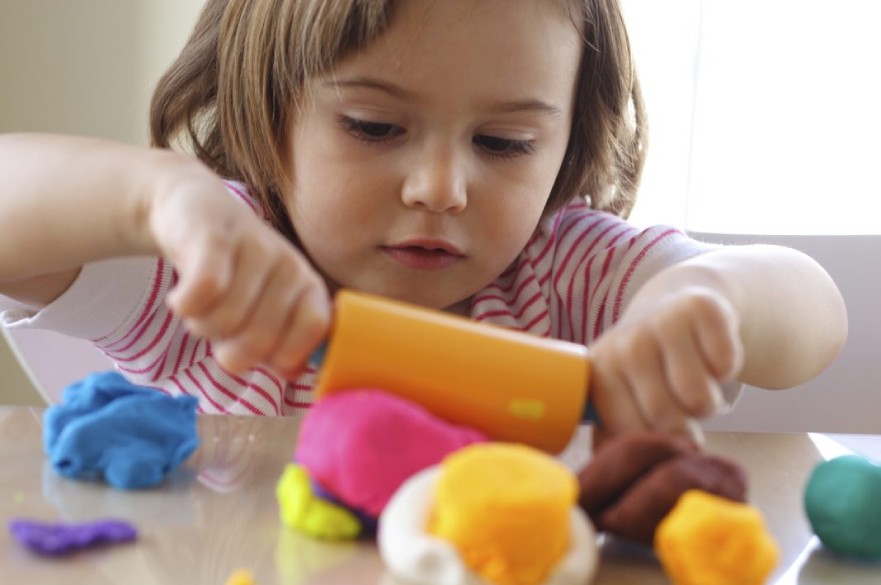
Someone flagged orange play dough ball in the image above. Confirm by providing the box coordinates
[655,489,779,585]
[428,443,578,585]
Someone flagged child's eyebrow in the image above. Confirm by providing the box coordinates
[325,77,414,100]
[323,77,563,117]
[489,99,563,118]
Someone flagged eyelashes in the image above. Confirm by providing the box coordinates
[337,116,536,160]
[472,134,535,159]
[338,117,404,141]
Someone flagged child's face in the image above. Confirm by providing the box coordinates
[284,0,582,310]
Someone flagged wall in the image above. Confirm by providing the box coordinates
[0,331,42,406]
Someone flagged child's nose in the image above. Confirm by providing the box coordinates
[400,145,467,214]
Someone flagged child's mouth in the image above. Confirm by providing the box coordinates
[382,245,464,271]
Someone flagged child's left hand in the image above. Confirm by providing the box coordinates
[588,287,744,442]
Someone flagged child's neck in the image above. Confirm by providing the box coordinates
[444,297,472,317]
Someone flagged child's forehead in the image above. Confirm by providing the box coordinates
[376,0,583,39]
[317,0,584,90]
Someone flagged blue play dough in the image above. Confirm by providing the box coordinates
[804,454,881,560]
[43,371,199,490]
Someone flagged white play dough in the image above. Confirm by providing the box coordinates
[378,466,598,585]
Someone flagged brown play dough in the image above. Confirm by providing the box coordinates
[577,432,748,545]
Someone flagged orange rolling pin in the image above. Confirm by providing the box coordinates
[313,290,592,453]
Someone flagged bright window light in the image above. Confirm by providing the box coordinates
[625,0,881,235]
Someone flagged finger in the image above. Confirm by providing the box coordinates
[590,425,611,453]
[210,256,301,373]
[269,279,331,378]
[167,237,235,318]
[691,294,744,381]
[577,432,697,520]
[213,248,330,374]
[588,344,652,437]
[661,323,726,418]
[684,418,706,447]
[186,239,282,340]
[623,333,691,435]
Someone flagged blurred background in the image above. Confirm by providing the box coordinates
[1,0,878,431]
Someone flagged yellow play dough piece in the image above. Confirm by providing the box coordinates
[276,463,362,539]
[224,569,256,585]
[428,443,577,585]
[655,489,779,585]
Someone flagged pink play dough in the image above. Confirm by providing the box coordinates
[295,389,488,517]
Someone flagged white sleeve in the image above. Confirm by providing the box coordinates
[0,256,160,341]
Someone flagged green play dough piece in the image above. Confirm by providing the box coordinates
[804,455,881,560]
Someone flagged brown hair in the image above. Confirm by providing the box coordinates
[150,0,646,239]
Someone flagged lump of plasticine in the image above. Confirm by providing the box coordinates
[655,490,779,585]
[804,454,881,560]
[577,432,747,545]
[43,371,199,490]
[294,390,487,518]
[9,518,137,556]
[379,443,598,585]
[276,463,363,540]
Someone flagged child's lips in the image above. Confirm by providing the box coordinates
[382,242,465,270]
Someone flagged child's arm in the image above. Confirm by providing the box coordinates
[589,244,848,438]
[0,133,330,376]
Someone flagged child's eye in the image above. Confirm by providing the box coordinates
[473,134,535,159]
[339,116,404,142]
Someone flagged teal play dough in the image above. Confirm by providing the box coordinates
[804,455,881,560]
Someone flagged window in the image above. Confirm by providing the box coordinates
[625,0,881,235]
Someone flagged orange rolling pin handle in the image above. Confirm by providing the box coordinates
[313,290,593,454]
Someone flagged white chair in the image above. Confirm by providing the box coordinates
[0,327,115,405]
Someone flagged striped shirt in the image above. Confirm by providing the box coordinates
[0,182,715,415]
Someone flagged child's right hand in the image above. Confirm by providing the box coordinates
[143,155,331,378]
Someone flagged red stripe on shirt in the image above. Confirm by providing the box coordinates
[196,362,264,415]
[97,258,168,347]
[227,371,282,416]
[612,228,679,322]
[224,181,260,216]
[104,310,174,362]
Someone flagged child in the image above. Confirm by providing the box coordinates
[0,0,847,441]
